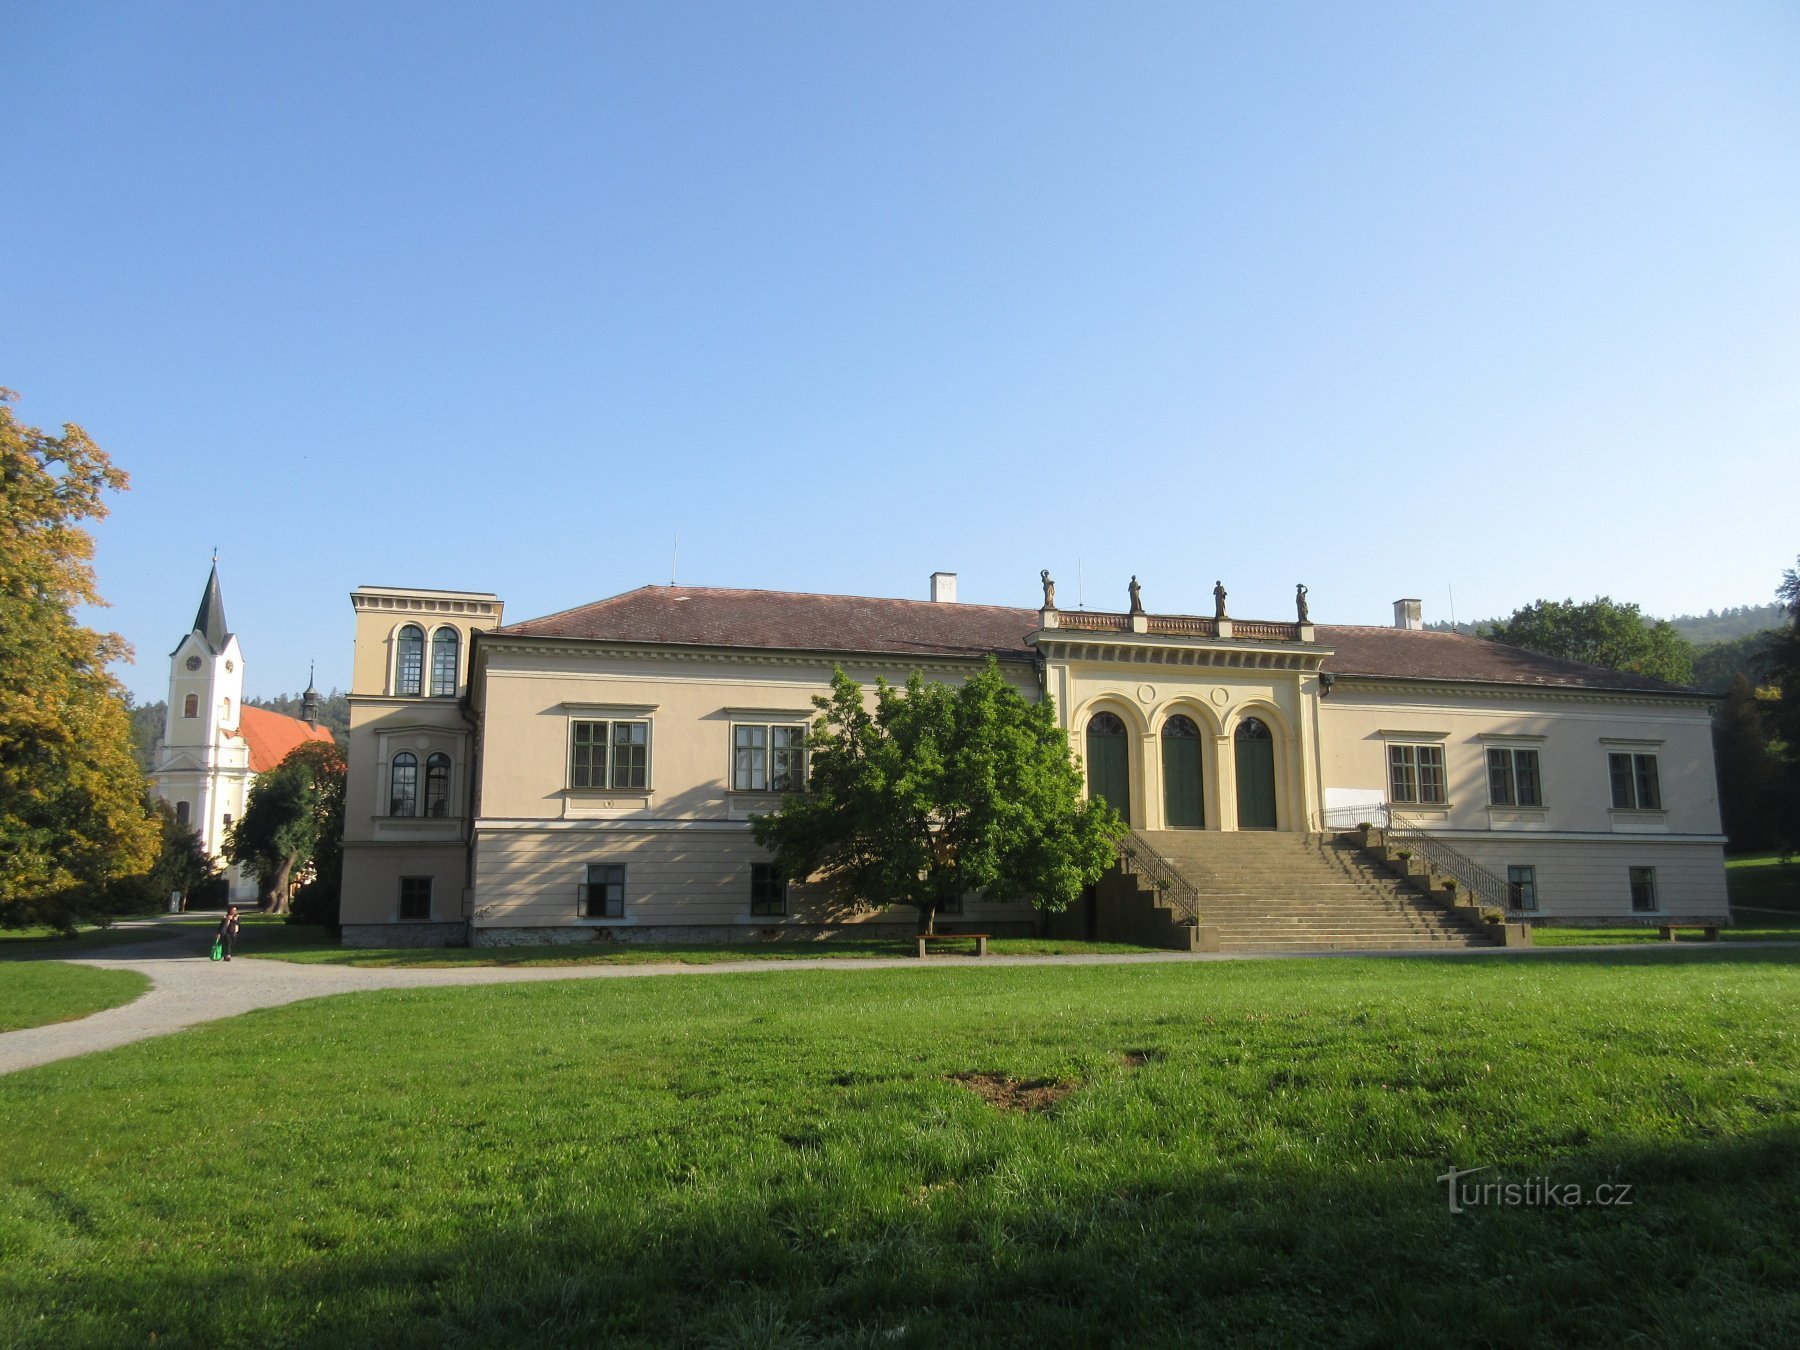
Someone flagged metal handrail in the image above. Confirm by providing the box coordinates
[1323,804,1514,912]
[1116,828,1202,924]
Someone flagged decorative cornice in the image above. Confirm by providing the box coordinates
[476,634,1017,679]
[1328,674,1714,709]
[1031,631,1328,673]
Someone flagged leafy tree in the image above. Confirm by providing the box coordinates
[1487,597,1696,685]
[1712,676,1784,853]
[1691,630,1778,694]
[226,739,346,914]
[0,390,158,932]
[752,658,1123,934]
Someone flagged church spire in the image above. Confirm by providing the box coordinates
[192,559,230,653]
[301,663,321,726]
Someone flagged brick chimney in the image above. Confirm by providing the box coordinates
[1393,598,1423,630]
[930,572,958,603]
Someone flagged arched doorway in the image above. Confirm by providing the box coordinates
[1086,711,1131,822]
[1234,717,1278,830]
[1161,715,1205,828]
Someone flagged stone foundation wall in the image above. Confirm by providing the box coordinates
[341,922,469,948]
[471,920,1037,947]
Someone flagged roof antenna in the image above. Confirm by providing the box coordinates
[1448,582,1457,628]
[671,530,679,587]
[1077,558,1084,609]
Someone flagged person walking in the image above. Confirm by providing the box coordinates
[215,905,241,961]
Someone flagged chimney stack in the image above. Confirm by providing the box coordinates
[930,572,958,603]
[1393,598,1423,630]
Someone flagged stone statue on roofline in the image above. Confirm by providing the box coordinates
[1128,575,1144,615]
[1040,569,1056,610]
[1213,580,1228,620]
[1296,584,1310,624]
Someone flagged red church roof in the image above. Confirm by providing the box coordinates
[231,704,334,773]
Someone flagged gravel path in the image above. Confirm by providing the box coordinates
[4,920,1778,1077]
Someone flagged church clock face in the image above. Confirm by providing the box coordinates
[185,656,201,671]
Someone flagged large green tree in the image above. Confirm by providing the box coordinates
[1488,597,1696,685]
[0,390,158,931]
[751,658,1123,934]
[226,739,346,914]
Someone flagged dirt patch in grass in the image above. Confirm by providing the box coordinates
[948,1070,1076,1113]
[1122,1048,1165,1067]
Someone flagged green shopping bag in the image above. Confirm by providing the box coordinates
[210,937,224,961]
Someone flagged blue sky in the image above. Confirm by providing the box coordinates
[5,1,1796,704]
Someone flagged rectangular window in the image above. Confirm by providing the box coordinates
[733,723,808,792]
[750,863,787,916]
[1388,744,1447,805]
[1629,866,1658,913]
[175,800,191,827]
[1609,753,1662,810]
[1507,865,1538,912]
[570,720,651,790]
[581,863,626,918]
[399,876,432,921]
[1487,747,1542,807]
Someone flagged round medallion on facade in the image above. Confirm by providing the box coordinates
[1210,686,1229,707]
[185,655,201,671]
[1137,684,1156,704]
[225,660,235,672]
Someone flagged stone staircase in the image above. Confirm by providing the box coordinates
[1135,830,1497,952]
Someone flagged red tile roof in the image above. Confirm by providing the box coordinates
[495,586,1700,696]
[499,586,1041,663]
[231,704,335,774]
[1314,625,1696,694]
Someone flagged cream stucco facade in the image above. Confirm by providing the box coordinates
[337,580,1729,946]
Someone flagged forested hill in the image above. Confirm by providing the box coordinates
[1428,602,1783,645]
[126,691,352,773]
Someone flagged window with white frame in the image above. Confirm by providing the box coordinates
[1388,744,1447,805]
[429,627,459,697]
[424,753,451,817]
[389,752,419,817]
[1507,865,1538,912]
[581,863,626,918]
[570,720,650,790]
[1628,866,1658,912]
[732,723,808,792]
[395,625,424,696]
[1487,747,1542,807]
[750,863,787,916]
[1609,753,1661,810]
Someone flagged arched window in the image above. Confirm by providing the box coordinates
[183,693,199,718]
[1234,717,1277,830]
[175,800,191,826]
[424,753,451,817]
[1236,717,1272,742]
[1085,711,1131,820]
[395,625,424,696]
[1161,714,1204,829]
[390,752,419,817]
[221,697,232,721]
[429,628,459,697]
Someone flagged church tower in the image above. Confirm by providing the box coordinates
[149,561,255,897]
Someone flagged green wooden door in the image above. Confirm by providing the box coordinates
[1161,716,1205,828]
[1086,712,1131,822]
[1234,717,1278,830]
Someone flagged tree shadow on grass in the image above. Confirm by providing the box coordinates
[8,1126,1797,1349]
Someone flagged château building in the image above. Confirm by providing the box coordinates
[338,574,1728,948]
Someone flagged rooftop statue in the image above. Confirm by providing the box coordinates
[1128,575,1144,615]
[1040,569,1055,609]
[1296,583,1310,624]
[1213,581,1228,620]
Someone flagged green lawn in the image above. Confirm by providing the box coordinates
[1,950,1795,1346]
[0,962,150,1033]
[244,933,1160,967]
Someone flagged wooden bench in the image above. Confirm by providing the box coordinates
[1657,925,1721,942]
[916,932,991,958]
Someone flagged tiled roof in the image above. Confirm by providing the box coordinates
[495,586,1700,696]
[498,586,1041,663]
[231,704,335,774]
[1315,625,1697,695]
